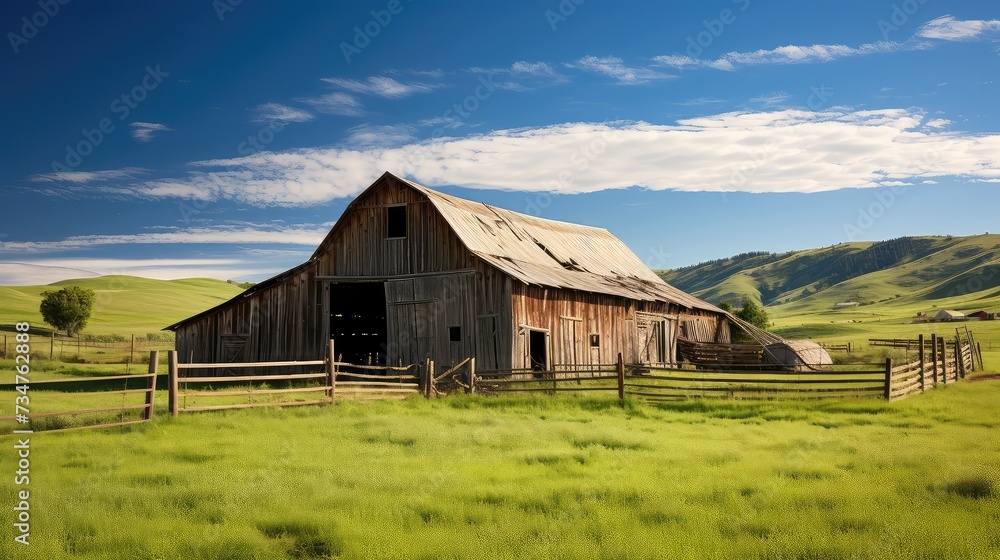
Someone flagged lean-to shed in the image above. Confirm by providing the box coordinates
[166,172,732,370]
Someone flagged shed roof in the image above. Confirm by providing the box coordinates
[935,309,965,319]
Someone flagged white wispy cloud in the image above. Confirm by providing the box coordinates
[322,76,435,98]
[571,56,673,84]
[674,97,727,106]
[465,61,567,91]
[656,41,920,71]
[0,225,328,253]
[30,167,149,184]
[253,103,314,124]
[345,124,417,148]
[112,108,1000,205]
[0,258,292,286]
[297,92,364,116]
[749,92,791,106]
[130,122,172,142]
[916,15,1000,41]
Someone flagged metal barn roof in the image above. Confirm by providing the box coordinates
[395,175,721,313]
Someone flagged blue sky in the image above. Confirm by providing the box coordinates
[2,0,999,285]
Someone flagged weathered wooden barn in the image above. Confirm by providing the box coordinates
[167,172,732,370]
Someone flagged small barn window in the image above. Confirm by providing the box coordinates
[449,326,462,342]
[590,334,600,347]
[386,205,407,238]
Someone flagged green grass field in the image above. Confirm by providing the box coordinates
[0,276,245,336]
[2,383,1000,559]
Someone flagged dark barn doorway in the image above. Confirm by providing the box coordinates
[330,282,387,365]
[529,329,547,371]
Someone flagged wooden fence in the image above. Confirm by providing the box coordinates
[886,334,976,401]
[166,342,424,415]
[476,335,980,402]
[0,352,158,432]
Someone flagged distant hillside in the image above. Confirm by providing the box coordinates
[0,276,245,335]
[659,235,1000,314]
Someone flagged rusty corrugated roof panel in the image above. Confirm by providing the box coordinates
[398,176,721,313]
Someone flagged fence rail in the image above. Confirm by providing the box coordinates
[1,352,158,432]
[167,343,427,415]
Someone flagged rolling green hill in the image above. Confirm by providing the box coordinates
[659,235,1000,349]
[0,275,245,335]
[660,235,1000,312]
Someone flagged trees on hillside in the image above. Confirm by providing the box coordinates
[39,286,96,336]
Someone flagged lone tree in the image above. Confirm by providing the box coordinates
[736,296,770,330]
[722,296,770,343]
[39,286,96,336]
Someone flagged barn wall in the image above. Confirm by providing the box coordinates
[174,264,322,364]
[315,176,473,278]
[509,285,729,369]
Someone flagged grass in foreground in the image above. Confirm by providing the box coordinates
[2,383,1000,559]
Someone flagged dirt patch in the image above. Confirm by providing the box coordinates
[969,374,1000,383]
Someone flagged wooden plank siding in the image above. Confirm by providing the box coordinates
[174,263,322,365]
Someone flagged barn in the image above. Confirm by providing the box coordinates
[166,172,734,371]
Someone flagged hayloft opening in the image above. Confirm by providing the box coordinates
[386,204,407,238]
[330,282,387,365]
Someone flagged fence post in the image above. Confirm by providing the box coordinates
[917,334,926,392]
[50,332,54,361]
[429,361,435,398]
[930,334,938,386]
[468,358,476,395]
[617,353,625,400]
[955,335,964,379]
[938,336,948,385]
[421,358,430,398]
[327,340,336,404]
[168,350,179,417]
[884,358,893,401]
[143,351,158,421]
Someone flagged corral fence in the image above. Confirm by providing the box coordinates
[474,334,980,403]
[166,342,424,415]
[1,352,159,433]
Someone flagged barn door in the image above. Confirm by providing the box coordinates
[475,315,500,370]
[220,334,248,362]
[637,317,667,365]
[559,317,582,370]
[387,301,437,365]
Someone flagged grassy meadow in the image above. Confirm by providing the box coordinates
[2,383,1000,559]
[0,276,244,336]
